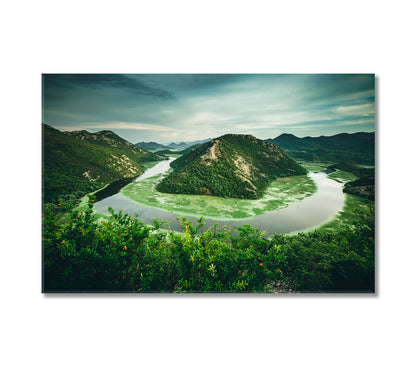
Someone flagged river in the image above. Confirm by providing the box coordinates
[93,158,345,235]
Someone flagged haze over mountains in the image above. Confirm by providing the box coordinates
[135,138,212,151]
[168,138,212,147]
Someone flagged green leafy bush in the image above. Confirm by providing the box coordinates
[271,202,375,292]
[43,197,287,292]
[43,197,375,293]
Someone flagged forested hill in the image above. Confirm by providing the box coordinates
[265,131,375,164]
[156,134,307,199]
[42,124,159,203]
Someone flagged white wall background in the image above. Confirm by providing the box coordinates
[1,1,414,373]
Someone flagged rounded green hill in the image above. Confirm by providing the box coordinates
[157,134,307,199]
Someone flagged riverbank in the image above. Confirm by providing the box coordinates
[90,159,375,236]
[120,172,317,220]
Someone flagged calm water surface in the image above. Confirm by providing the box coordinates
[94,158,344,235]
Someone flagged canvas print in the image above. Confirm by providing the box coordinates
[42,74,375,293]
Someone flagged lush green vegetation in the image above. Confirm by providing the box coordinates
[271,224,374,292]
[318,194,374,232]
[343,177,375,201]
[43,193,374,293]
[157,134,307,199]
[42,124,159,204]
[43,197,287,292]
[276,193,375,292]
[42,130,375,293]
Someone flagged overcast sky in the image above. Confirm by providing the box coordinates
[42,74,375,144]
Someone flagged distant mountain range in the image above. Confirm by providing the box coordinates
[135,138,212,151]
[43,124,159,203]
[266,131,374,153]
[166,138,212,149]
[156,134,306,199]
[265,132,375,164]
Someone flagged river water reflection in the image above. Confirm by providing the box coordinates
[94,159,345,235]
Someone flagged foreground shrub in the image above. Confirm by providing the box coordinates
[271,225,375,292]
[43,197,375,293]
[43,197,286,292]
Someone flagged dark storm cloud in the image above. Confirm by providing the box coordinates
[43,74,175,99]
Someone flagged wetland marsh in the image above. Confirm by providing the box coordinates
[93,159,345,235]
